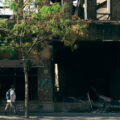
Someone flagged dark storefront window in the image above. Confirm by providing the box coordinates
[0,68,38,100]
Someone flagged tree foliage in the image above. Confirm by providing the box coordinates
[0,0,88,58]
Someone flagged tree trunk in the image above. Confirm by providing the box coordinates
[63,0,73,19]
[23,59,29,119]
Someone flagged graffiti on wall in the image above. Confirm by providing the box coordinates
[38,78,51,92]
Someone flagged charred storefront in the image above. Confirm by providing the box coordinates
[53,22,120,111]
[53,41,120,101]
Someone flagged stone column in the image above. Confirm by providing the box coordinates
[87,0,96,19]
[37,46,53,102]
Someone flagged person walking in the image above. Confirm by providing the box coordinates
[4,85,16,113]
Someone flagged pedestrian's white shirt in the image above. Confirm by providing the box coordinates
[7,89,16,102]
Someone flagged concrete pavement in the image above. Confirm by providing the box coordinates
[1,112,120,120]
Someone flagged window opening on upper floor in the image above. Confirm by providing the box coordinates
[97,0,111,20]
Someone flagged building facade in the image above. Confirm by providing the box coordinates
[0,0,120,112]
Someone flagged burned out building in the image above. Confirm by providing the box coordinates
[0,0,120,113]
[53,0,120,111]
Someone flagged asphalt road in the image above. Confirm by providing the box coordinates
[1,112,120,120]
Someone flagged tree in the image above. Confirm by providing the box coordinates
[1,0,87,119]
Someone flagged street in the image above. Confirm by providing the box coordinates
[0,112,120,120]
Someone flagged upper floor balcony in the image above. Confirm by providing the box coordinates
[82,0,120,21]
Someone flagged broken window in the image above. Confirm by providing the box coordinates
[97,0,111,20]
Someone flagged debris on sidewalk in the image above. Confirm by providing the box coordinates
[89,87,120,112]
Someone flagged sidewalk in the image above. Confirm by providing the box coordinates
[1,112,120,120]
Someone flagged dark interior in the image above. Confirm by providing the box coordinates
[0,68,38,101]
[53,41,120,101]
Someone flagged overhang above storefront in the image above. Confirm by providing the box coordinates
[0,59,45,68]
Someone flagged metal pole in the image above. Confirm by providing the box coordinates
[107,0,111,20]
[61,0,63,6]
[84,0,88,20]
